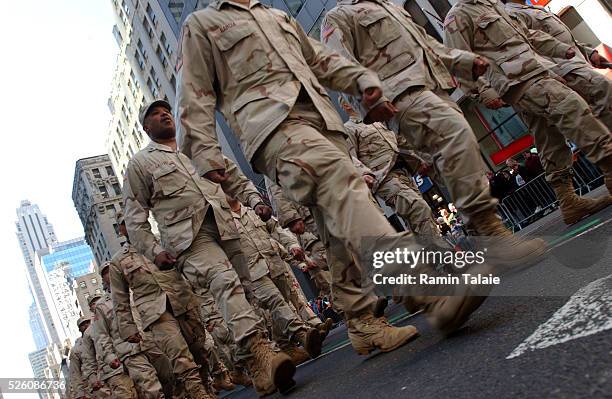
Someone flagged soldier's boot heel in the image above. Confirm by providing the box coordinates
[552,176,612,224]
[348,313,419,355]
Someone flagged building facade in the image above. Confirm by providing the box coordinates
[28,301,49,351]
[72,155,125,266]
[74,272,105,319]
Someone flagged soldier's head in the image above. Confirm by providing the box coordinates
[100,262,111,292]
[139,100,175,142]
[88,294,102,313]
[116,211,129,239]
[77,317,91,334]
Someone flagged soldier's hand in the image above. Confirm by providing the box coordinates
[472,57,489,79]
[290,247,305,261]
[363,174,376,189]
[484,98,507,109]
[127,333,142,343]
[204,169,228,183]
[362,87,383,107]
[92,380,104,391]
[154,251,176,270]
[110,358,121,369]
[254,204,272,221]
[288,219,305,235]
[590,51,610,68]
[417,162,432,176]
[365,101,399,123]
[565,48,576,59]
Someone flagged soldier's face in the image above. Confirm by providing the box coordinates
[144,106,176,141]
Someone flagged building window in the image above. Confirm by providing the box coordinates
[146,77,159,97]
[137,39,148,60]
[143,17,154,39]
[146,3,157,25]
[106,204,115,212]
[404,0,442,41]
[135,50,145,70]
[168,1,185,25]
[105,166,114,176]
[160,32,172,56]
[92,168,101,179]
[309,11,325,40]
[283,0,305,17]
[98,184,109,198]
[170,75,176,90]
[79,281,86,288]
[156,45,168,69]
[91,278,97,285]
[112,182,122,196]
[132,129,142,147]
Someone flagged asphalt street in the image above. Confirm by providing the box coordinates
[225,187,612,399]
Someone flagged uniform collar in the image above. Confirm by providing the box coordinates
[210,0,261,10]
[146,140,177,153]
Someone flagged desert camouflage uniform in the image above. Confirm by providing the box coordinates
[81,323,134,398]
[93,295,163,398]
[444,0,612,184]
[344,116,439,239]
[122,140,267,355]
[322,0,498,226]
[175,0,401,318]
[69,337,91,399]
[231,205,309,344]
[109,243,210,399]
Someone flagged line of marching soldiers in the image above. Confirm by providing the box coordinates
[69,0,611,397]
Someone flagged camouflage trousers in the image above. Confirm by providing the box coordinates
[514,76,612,183]
[278,267,322,328]
[564,67,612,129]
[178,211,265,358]
[306,241,332,297]
[102,372,137,399]
[389,89,497,225]
[376,168,439,239]
[251,273,308,342]
[141,339,175,398]
[123,353,164,399]
[253,101,388,318]
[147,312,205,398]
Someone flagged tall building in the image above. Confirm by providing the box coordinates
[40,238,95,278]
[72,155,125,266]
[16,201,59,348]
[28,301,49,350]
[28,344,65,399]
[74,272,105,318]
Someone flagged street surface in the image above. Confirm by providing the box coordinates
[225,187,612,399]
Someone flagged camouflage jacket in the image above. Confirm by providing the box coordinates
[123,141,250,261]
[321,0,478,112]
[68,337,89,398]
[110,243,196,338]
[80,324,123,385]
[231,205,300,280]
[175,0,383,177]
[93,295,142,363]
[344,116,399,191]
[504,3,594,77]
[443,0,572,99]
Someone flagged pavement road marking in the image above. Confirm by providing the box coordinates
[507,274,612,359]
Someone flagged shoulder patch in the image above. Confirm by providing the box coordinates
[444,14,457,32]
[321,22,336,43]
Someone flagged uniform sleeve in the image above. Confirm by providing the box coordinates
[176,14,225,177]
[525,28,571,58]
[123,159,165,261]
[344,124,374,177]
[93,305,118,366]
[109,261,139,340]
[288,13,383,116]
[266,217,300,250]
[68,351,86,398]
[265,177,303,228]
[80,332,99,385]
[221,156,264,209]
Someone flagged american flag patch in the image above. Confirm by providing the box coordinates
[321,23,336,42]
[443,15,457,31]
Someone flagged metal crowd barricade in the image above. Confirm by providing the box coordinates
[498,152,604,231]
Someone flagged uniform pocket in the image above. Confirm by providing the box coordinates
[379,52,414,80]
[212,23,270,81]
[152,164,187,196]
[477,14,513,46]
[358,11,401,49]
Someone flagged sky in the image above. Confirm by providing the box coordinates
[0,0,117,393]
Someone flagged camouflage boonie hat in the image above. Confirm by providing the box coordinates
[76,317,90,328]
[88,294,102,307]
[139,99,172,126]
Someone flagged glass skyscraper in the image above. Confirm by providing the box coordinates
[40,238,94,281]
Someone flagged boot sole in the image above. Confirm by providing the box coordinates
[562,198,612,225]
[304,328,323,358]
[272,357,296,395]
[354,328,420,355]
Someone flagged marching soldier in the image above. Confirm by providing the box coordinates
[110,212,213,399]
[95,262,165,399]
[321,0,546,270]
[341,99,440,240]
[225,195,323,362]
[69,318,94,399]
[443,0,612,206]
[175,0,485,351]
[122,99,295,396]
[82,295,137,398]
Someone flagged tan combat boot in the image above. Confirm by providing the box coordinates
[246,334,296,397]
[283,345,311,366]
[551,175,612,224]
[212,369,235,393]
[373,296,389,318]
[347,313,419,355]
[318,318,334,340]
[294,327,322,358]
[229,368,252,387]
[468,210,546,274]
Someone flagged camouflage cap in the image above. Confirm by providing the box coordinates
[139,99,172,126]
[115,210,125,225]
[76,317,90,328]
[87,294,102,307]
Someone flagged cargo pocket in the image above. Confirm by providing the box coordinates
[152,164,187,197]
[358,11,401,49]
[212,23,270,81]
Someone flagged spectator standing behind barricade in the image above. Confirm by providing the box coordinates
[523,151,544,180]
